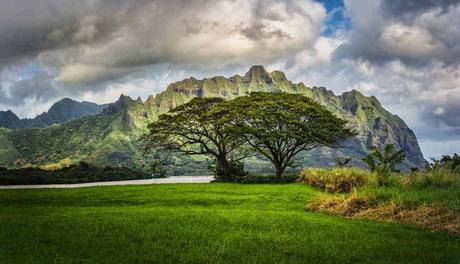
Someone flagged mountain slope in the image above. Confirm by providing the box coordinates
[0,98,107,129]
[0,66,425,172]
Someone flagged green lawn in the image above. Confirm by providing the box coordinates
[0,183,459,263]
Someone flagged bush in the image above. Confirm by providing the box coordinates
[241,173,298,184]
[298,168,370,193]
[211,161,248,183]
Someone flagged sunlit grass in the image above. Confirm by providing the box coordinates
[1,183,459,263]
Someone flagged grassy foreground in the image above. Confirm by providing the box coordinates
[1,183,459,263]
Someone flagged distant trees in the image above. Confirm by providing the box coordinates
[144,92,355,181]
[0,162,149,185]
[425,153,460,174]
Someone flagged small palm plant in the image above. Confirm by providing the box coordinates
[362,144,406,185]
[334,156,352,168]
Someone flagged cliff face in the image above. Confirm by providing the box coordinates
[147,65,425,169]
[0,66,425,171]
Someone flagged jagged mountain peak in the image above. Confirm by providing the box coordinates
[243,65,273,83]
[270,70,288,82]
[103,94,136,114]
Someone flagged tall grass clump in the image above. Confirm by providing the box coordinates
[403,167,460,188]
[302,165,460,235]
[298,168,371,193]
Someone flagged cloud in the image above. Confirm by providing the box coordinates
[0,71,59,106]
[379,23,444,59]
[381,0,460,17]
[336,0,460,65]
[0,0,459,158]
[0,0,327,89]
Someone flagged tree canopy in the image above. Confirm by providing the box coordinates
[143,97,247,180]
[213,92,355,180]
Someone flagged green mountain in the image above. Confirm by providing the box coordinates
[0,98,107,129]
[0,66,425,173]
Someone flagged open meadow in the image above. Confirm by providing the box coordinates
[1,183,459,263]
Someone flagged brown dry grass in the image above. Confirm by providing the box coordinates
[306,194,460,235]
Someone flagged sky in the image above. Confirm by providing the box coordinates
[0,0,459,158]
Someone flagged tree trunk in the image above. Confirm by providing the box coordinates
[274,163,284,182]
[216,156,230,180]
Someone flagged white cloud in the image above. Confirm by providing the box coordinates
[379,23,443,59]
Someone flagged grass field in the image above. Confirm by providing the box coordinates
[1,183,459,263]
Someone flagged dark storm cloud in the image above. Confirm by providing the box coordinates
[422,99,460,131]
[335,0,460,65]
[0,0,113,64]
[381,0,460,17]
[0,0,175,66]
[0,0,325,88]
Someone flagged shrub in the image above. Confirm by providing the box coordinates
[241,173,298,184]
[298,168,370,193]
[211,161,248,182]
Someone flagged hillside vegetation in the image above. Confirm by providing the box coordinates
[0,66,425,173]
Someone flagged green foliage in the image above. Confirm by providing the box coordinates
[215,92,355,180]
[143,149,175,178]
[362,144,406,185]
[426,153,460,174]
[0,162,150,185]
[143,97,247,181]
[298,168,370,193]
[209,161,247,182]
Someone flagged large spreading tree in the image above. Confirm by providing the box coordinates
[143,97,247,181]
[214,92,355,180]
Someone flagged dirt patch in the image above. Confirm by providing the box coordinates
[306,195,460,236]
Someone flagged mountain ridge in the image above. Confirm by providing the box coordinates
[0,65,425,172]
[0,98,107,129]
